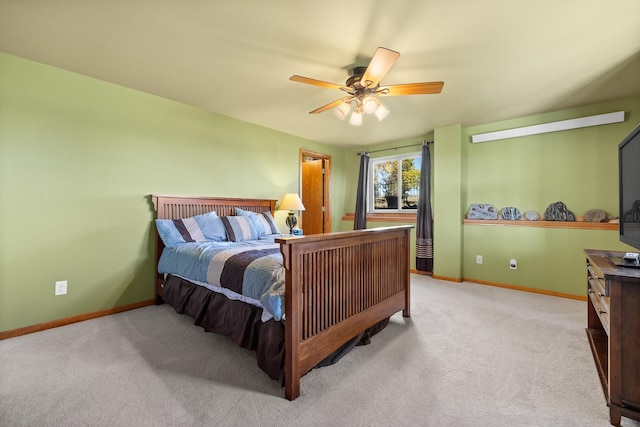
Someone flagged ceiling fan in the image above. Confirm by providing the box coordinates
[290,47,444,125]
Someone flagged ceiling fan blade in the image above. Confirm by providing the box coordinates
[360,47,400,88]
[380,81,445,96]
[290,75,344,90]
[309,97,353,114]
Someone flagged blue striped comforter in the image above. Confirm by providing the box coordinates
[158,240,286,320]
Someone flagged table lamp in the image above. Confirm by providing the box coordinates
[279,193,306,234]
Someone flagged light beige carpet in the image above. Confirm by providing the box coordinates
[1,275,638,426]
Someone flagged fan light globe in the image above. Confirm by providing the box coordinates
[349,111,363,126]
[334,101,351,120]
[363,98,378,114]
[374,104,390,121]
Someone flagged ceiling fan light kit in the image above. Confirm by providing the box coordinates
[290,47,444,126]
[334,96,388,126]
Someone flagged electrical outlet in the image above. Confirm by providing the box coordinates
[55,280,67,296]
[476,255,483,264]
[510,259,517,270]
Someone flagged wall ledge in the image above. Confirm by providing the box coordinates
[463,219,618,230]
[343,212,416,223]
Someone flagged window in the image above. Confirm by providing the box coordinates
[370,152,421,211]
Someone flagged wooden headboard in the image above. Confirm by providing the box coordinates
[151,194,276,219]
[150,194,277,303]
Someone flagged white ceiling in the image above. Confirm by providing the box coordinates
[1,0,639,148]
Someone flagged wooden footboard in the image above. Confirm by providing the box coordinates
[277,225,412,400]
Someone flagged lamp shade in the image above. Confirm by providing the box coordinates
[279,193,306,211]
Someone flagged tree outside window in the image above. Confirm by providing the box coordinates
[371,154,421,211]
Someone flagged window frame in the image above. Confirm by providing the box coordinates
[368,151,422,213]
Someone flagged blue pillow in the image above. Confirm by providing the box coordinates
[258,211,280,234]
[193,212,227,242]
[220,215,258,242]
[235,208,265,235]
[156,216,207,248]
[236,208,280,236]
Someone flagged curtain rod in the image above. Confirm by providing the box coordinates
[357,140,432,156]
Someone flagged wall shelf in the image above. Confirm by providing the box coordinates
[463,219,618,230]
[342,212,416,223]
[342,215,619,230]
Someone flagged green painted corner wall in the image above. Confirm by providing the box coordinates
[459,96,640,296]
[0,52,348,332]
[432,125,463,279]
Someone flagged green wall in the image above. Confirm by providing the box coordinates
[0,52,348,332]
[460,97,640,296]
[342,96,640,296]
[3,49,639,333]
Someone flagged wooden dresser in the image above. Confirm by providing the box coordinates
[584,249,640,426]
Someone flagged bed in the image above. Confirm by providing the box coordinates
[151,194,412,400]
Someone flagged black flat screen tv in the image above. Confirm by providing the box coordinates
[619,122,640,252]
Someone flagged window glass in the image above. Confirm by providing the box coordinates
[373,161,398,209]
[401,157,421,209]
[370,152,421,211]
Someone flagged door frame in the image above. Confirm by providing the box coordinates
[300,149,331,233]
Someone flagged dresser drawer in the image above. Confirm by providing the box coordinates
[587,262,609,296]
[588,274,608,299]
[587,258,610,334]
[588,287,610,334]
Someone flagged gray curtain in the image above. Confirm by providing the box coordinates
[354,152,369,230]
[416,142,433,272]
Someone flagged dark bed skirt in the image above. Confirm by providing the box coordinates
[162,275,389,382]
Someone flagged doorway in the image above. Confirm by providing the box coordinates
[300,149,331,234]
